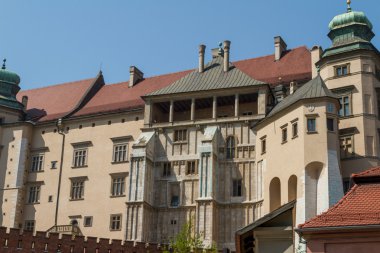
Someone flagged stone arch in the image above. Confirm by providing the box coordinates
[305,162,323,220]
[288,175,297,202]
[269,177,281,212]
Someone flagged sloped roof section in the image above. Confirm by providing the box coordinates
[299,167,380,229]
[266,75,337,118]
[146,56,266,97]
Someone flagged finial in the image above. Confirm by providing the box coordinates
[218,42,224,56]
[347,0,352,12]
[1,59,6,70]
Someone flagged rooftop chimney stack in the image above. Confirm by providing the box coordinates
[311,45,323,78]
[129,66,144,88]
[274,36,287,61]
[290,81,297,95]
[223,40,231,72]
[198,44,206,73]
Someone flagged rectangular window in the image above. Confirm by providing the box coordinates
[327,118,334,132]
[174,129,187,142]
[73,148,87,167]
[340,136,354,158]
[113,144,128,163]
[169,183,180,207]
[24,220,35,232]
[281,128,287,143]
[162,162,171,177]
[111,176,125,196]
[28,186,40,204]
[31,155,44,172]
[84,216,93,227]
[242,111,253,116]
[366,136,374,156]
[186,161,197,175]
[339,96,351,116]
[110,214,122,231]
[51,161,57,169]
[307,118,316,133]
[327,103,335,113]
[261,138,266,154]
[70,180,85,200]
[232,179,242,197]
[292,122,298,138]
[335,64,349,77]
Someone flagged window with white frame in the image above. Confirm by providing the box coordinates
[31,154,44,172]
[73,148,87,167]
[24,220,35,232]
[70,179,85,200]
[335,64,349,77]
[110,214,122,231]
[340,135,354,158]
[113,143,128,163]
[111,176,125,197]
[28,185,40,204]
[84,216,93,227]
[339,95,351,116]
[307,118,317,133]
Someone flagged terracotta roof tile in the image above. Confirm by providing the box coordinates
[299,167,380,229]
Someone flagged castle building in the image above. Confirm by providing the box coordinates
[0,2,378,252]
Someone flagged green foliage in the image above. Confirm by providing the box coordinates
[168,219,205,253]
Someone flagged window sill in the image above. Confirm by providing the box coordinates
[29,170,44,173]
[307,131,318,135]
[292,135,298,139]
[281,140,287,145]
[110,229,122,231]
[69,198,84,201]
[26,202,40,205]
[261,152,266,155]
[111,161,129,165]
[110,195,126,198]
[71,165,88,169]
[173,141,188,145]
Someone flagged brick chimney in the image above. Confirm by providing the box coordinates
[223,40,231,72]
[198,44,206,73]
[274,36,287,61]
[311,45,323,78]
[129,66,144,87]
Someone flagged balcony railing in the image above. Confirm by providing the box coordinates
[46,225,82,236]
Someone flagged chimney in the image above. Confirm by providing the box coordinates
[290,81,297,95]
[223,40,231,72]
[21,96,28,111]
[129,66,144,87]
[311,45,323,78]
[198,44,206,73]
[274,36,287,61]
[274,84,286,102]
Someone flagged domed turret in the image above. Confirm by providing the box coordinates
[0,59,24,111]
[328,10,373,31]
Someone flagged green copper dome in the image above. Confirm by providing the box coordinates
[0,60,24,111]
[0,68,21,86]
[329,10,373,31]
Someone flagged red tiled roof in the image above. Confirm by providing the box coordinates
[17,78,97,122]
[299,167,380,229]
[17,46,311,122]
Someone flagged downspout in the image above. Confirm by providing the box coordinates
[55,118,65,226]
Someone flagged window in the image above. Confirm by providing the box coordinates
[113,144,128,163]
[226,136,235,159]
[84,216,93,227]
[335,64,349,77]
[174,129,187,142]
[111,176,125,196]
[162,162,171,177]
[340,136,354,158]
[281,127,287,143]
[24,220,35,232]
[48,195,53,202]
[232,179,242,197]
[28,186,40,204]
[261,138,266,154]
[292,123,298,138]
[242,111,253,116]
[73,148,87,167]
[327,103,335,113]
[31,155,44,172]
[170,183,180,207]
[186,161,197,175]
[110,214,121,231]
[70,180,85,200]
[170,219,177,225]
[307,118,316,133]
[327,118,334,131]
[339,96,351,116]
[51,161,57,169]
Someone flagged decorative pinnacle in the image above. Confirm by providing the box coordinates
[347,0,352,12]
[1,59,6,70]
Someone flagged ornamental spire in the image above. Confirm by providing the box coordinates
[1,59,6,70]
[347,0,352,12]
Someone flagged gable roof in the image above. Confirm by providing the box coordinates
[266,75,337,119]
[299,167,380,229]
[146,56,266,97]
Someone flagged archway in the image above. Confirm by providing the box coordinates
[269,177,281,212]
[288,175,297,202]
[305,162,323,220]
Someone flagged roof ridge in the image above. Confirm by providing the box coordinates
[20,77,97,92]
[353,166,380,178]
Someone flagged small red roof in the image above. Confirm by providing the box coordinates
[17,46,311,122]
[299,167,380,229]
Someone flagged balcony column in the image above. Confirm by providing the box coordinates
[235,94,239,117]
[191,98,195,121]
[212,96,217,119]
[169,100,174,123]
[258,88,267,115]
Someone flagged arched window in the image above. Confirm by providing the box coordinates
[226,136,235,159]
[269,177,281,212]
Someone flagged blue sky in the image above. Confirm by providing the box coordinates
[1,0,379,90]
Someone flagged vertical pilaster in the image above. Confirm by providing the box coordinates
[212,96,217,119]
[144,100,152,125]
[169,100,174,123]
[258,88,267,115]
[191,98,195,121]
[235,94,239,117]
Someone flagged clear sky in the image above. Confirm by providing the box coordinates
[1,0,379,90]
